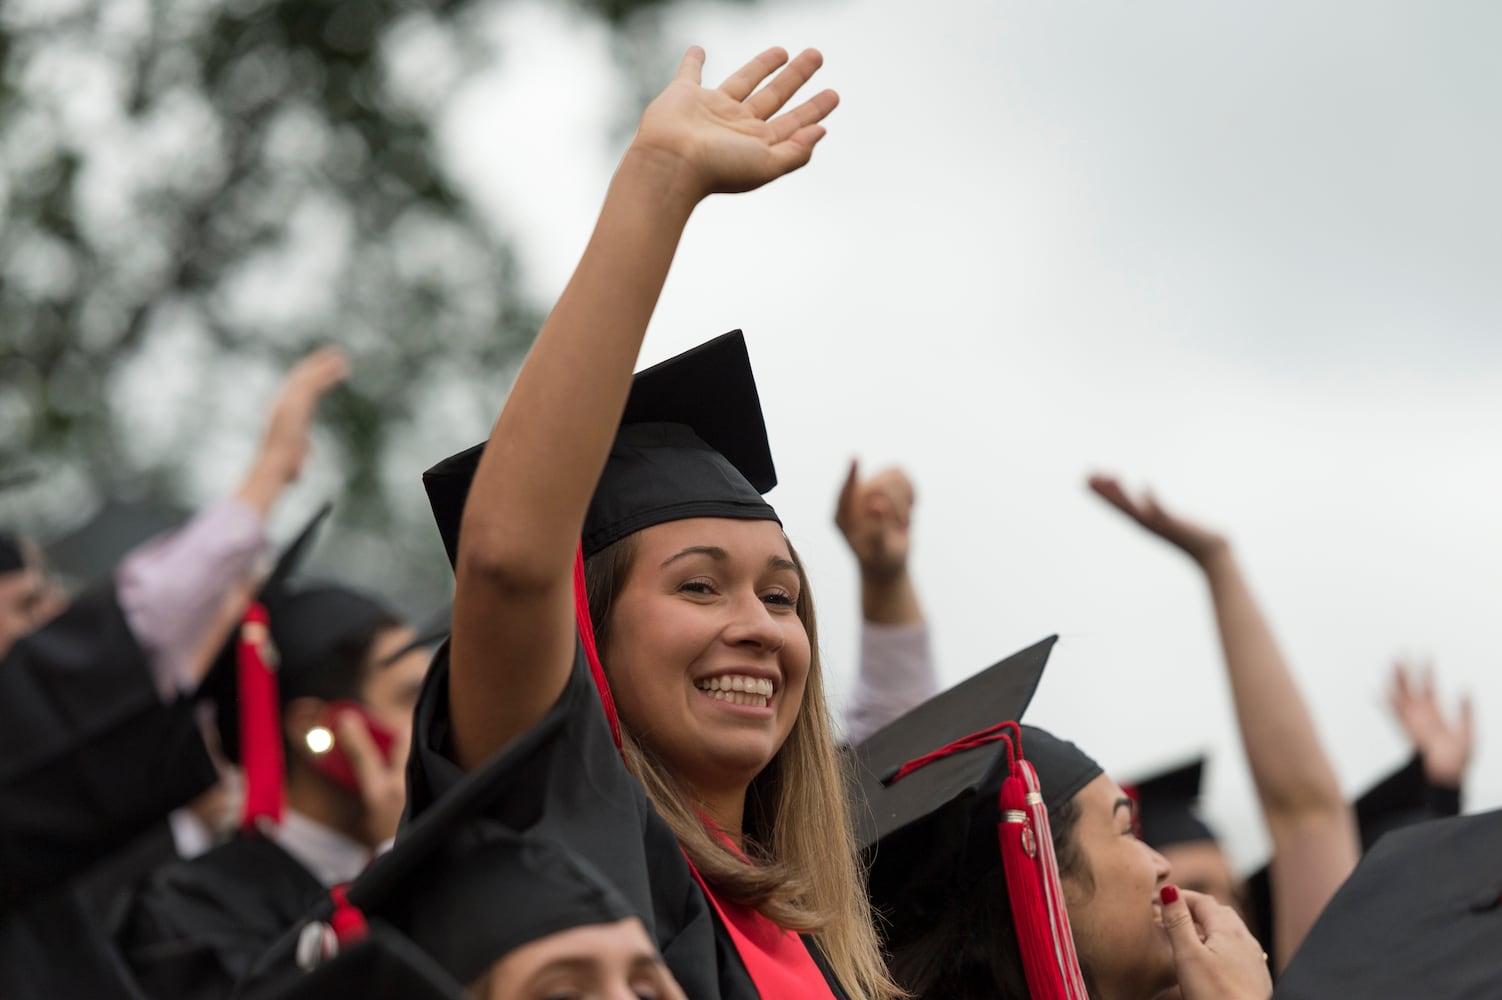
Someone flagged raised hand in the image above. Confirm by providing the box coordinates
[1162,886,1273,1000]
[1389,661,1474,788]
[835,461,916,583]
[628,46,839,201]
[1088,474,1230,567]
[236,347,349,515]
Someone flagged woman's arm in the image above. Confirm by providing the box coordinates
[450,47,838,770]
[1089,475,1358,971]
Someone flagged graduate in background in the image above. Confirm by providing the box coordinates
[0,530,65,658]
[115,552,430,1000]
[1089,475,1359,973]
[0,348,347,999]
[835,462,938,744]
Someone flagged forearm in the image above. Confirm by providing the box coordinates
[860,569,923,626]
[459,150,699,584]
[1201,548,1349,821]
[846,617,936,743]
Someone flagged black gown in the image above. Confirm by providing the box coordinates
[0,585,220,1000]
[115,833,329,1000]
[400,642,852,1000]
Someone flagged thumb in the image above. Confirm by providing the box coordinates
[336,711,387,797]
[1159,884,1202,958]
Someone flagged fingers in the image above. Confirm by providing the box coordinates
[336,711,388,801]
[1459,693,1475,745]
[746,48,825,120]
[1087,473,1141,519]
[1179,889,1244,938]
[834,459,860,532]
[768,89,840,144]
[717,46,789,101]
[1159,884,1203,956]
[676,45,705,85]
[288,346,350,396]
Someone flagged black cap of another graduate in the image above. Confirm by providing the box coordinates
[423,330,779,566]
[201,506,399,764]
[1125,757,1218,849]
[265,736,641,993]
[249,925,467,1000]
[851,637,1103,937]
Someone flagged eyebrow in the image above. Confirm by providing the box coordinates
[661,546,798,575]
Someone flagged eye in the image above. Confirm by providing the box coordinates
[761,589,798,608]
[677,578,717,596]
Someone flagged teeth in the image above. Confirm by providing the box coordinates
[695,675,774,699]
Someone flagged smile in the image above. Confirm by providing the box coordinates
[695,674,774,709]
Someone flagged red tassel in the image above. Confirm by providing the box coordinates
[573,543,622,751]
[236,602,284,831]
[328,884,368,946]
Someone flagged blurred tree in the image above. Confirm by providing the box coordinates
[0,0,751,610]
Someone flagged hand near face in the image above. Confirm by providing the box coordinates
[336,708,412,846]
[628,46,839,202]
[1088,475,1231,568]
[1161,886,1272,1000]
[834,461,915,583]
[1389,660,1473,788]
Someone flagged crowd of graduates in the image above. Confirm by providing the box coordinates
[2,45,1493,1000]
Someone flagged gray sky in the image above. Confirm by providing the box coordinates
[437,0,1502,865]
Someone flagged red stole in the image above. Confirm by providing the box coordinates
[687,865,837,999]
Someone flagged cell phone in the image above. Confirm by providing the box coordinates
[305,700,397,794]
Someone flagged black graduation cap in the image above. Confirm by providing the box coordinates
[851,638,1103,940]
[1126,757,1218,849]
[1273,808,1502,1000]
[376,601,450,668]
[253,720,642,994]
[423,330,779,566]
[44,497,190,584]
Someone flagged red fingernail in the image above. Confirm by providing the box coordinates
[1160,885,1179,905]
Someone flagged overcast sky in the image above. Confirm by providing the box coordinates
[432,0,1502,865]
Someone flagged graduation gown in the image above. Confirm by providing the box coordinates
[116,833,328,1000]
[401,644,851,1000]
[0,584,218,910]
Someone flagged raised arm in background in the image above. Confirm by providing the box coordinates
[449,47,837,771]
[835,462,937,743]
[1388,660,1473,801]
[1089,475,1358,972]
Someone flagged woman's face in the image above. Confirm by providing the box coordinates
[1064,775,1177,1000]
[601,517,811,798]
[477,917,687,1000]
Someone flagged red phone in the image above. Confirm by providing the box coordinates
[307,700,397,793]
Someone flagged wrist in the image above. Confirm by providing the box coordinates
[861,571,923,626]
[617,144,707,217]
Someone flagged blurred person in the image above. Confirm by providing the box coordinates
[835,461,938,744]
[1089,475,1359,973]
[0,348,347,998]
[857,642,1273,1000]
[415,46,896,999]
[115,568,430,1000]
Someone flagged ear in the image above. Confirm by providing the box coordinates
[284,696,331,761]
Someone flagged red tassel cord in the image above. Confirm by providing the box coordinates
[573,543,622,752]
[887,721,1089,1000]
[328,883,369,947]
[237,602,284,831]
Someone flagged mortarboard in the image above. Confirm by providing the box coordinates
[247,924,467,1000]
[853,636,1100,999]
[44,498,190,585]
[423,330,779,566]
[251,711,645,996]
[1124,757,1218,849]
[1273,808,1502,1000]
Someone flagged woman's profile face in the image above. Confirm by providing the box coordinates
[1063,775,1177,999]
[601,517,811,797]
[476,917,687,1000]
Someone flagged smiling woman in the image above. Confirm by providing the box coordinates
[400,44,895,1000]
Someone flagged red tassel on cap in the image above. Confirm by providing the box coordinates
[888,721,1089,1000]
[236,602,285,831]
[328,883,368,947]
[573,543,622,752]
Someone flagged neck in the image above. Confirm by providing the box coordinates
[284,765,374,849]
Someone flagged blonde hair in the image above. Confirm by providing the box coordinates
[586,533,900,1000]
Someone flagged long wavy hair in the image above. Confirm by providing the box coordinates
[586,532,900,1000]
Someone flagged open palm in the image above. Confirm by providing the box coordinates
[1089,474,1230,565]
[632,46,839,199]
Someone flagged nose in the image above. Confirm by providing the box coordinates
[1150,845,1173,885]
[722,590,785,653]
